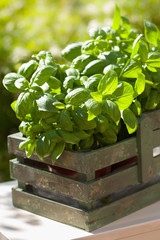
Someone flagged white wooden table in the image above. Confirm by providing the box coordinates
[1,181,160,240]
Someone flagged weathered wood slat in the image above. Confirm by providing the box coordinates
[10,158,138,203]
[137,117,154,182]
[88,181,160,231]
[142,109,160,130]
[12,180,160,232]
[12,187,89,231]
[8,133,137,174]
[153,129,160,148]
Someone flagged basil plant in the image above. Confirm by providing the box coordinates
[3,5,160,163]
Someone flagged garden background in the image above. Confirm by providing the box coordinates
[0,0,160,181]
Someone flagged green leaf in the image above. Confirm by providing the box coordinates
[134,72,145,97]
[139,43,148,62]
[122,59,142,78]
[18,60,38,79]
[31,65,57,86]
[81,59,108,76]
[60,110,73,132]
[101,128,117,144]
[35,134,50,159]
[3,73,29,93]
[95,115,109,133]
[112,4,121,31]
[121,16,131,32]
[47,76,61,89]
[65,88,90,106]
[131,34,143,58]
[36,93,58,112]
[122,108,138,134]
[79,136,94,150]
[146,52,160,68]
[72,54,96,72]
[85,98,102,120]
[51,142,65,163]
[15,91,36,119]
[88,27,106,39]
[58,129,80,144]
[90,91,103,103]
[111,82,134,110]
[145,89,160,110]
[98,70,118,95]
[103,100,121,125]
[84,74,103,91]
[144,20,159,46]
[72,107,97,130]
[61,42,82,62]
[130,100,141,116]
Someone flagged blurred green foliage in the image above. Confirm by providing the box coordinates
[0,0,160,182]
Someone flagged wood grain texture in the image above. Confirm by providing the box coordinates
[8,133,137,175]
[12,181,160,232]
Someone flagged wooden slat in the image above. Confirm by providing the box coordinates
[153,129,160,148]
[137,117,154,182]
[88,166,138,200]
[87,181,160,231]
[10,158,88,202]
[10,158,138,204]
[12,187,89,231]
[8,133,137,174]
[142,109,160,130]
[12,180,160,232]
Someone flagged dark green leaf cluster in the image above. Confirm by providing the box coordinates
[3,5,160,163]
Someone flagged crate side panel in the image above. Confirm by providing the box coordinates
[12,187,89,231]
[82,137,137,173]
[8,133,137,174]
[88,181,160,231]
[89,165,138,200]
[10,159,89,202]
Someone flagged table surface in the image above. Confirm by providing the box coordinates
[1,181,160,240]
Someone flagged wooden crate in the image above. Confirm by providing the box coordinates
[8,109,160,231]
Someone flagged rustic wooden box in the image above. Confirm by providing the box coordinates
[8,109,160,231]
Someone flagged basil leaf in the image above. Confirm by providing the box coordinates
[89,27,106,40]
[130,100,141,116]
[111,81,134,110]
[85,98,102,120]
[72,107,97,130]
[31,65,57,86]
[15,91,36,119]
[144,20,159,46]
[131,34,143,58]
[90,91,103,103]
[139,43,148,63]
[103,100,121,125]
[60,110,73,132]
[61,42,82,62]
[98,70,118,95]
[145,89,160,110]
[146,52,160,68]
[3,73,29,93]
[122,59,142,78]
[51,142,65,163]
[122,108,138,134]
[95,115,109,133]
[35,134,51,159]
[79,136,94,150]
[36,93,58,112]
[112,4,121,31]
[18,60,38,79]
[58,129,80,144]
[134,72,145,97]
[65,88,90,106]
